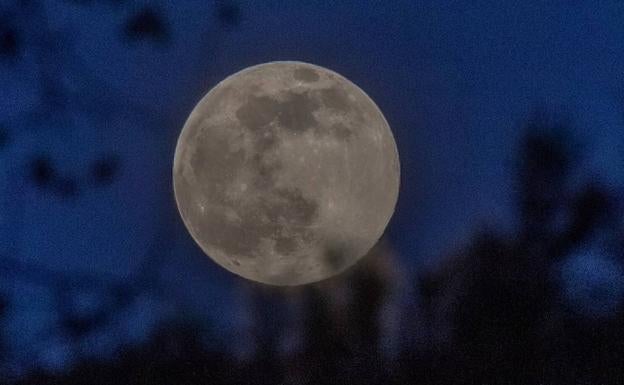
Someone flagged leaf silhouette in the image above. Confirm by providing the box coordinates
[0,25,19,58]
[90,154,120,186]
[123,7,168,43]
[29,155,56,187]
[215,2,242,26]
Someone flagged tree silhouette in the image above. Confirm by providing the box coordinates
[17,320,234,385]
[298,286,349,385]
[0,0,246,379]
[293,245,396,385]
[516,117,576,244]
[245,287,288,385]
[418,114,624,385]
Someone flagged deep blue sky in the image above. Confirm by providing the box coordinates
[1,0,624,374]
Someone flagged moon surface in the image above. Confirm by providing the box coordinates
[173,61,399,286]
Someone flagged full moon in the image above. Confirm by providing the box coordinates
[173,61,400,286]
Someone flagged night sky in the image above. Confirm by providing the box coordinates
[1,0,624,377]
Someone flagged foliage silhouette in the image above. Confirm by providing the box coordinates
[29,156,56,188]
[122,7,169,44]
[0,25,18,58]
[0,126,9,150]
[414,116,624,385]
[90,155,120,186]
[215,2,242,27]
